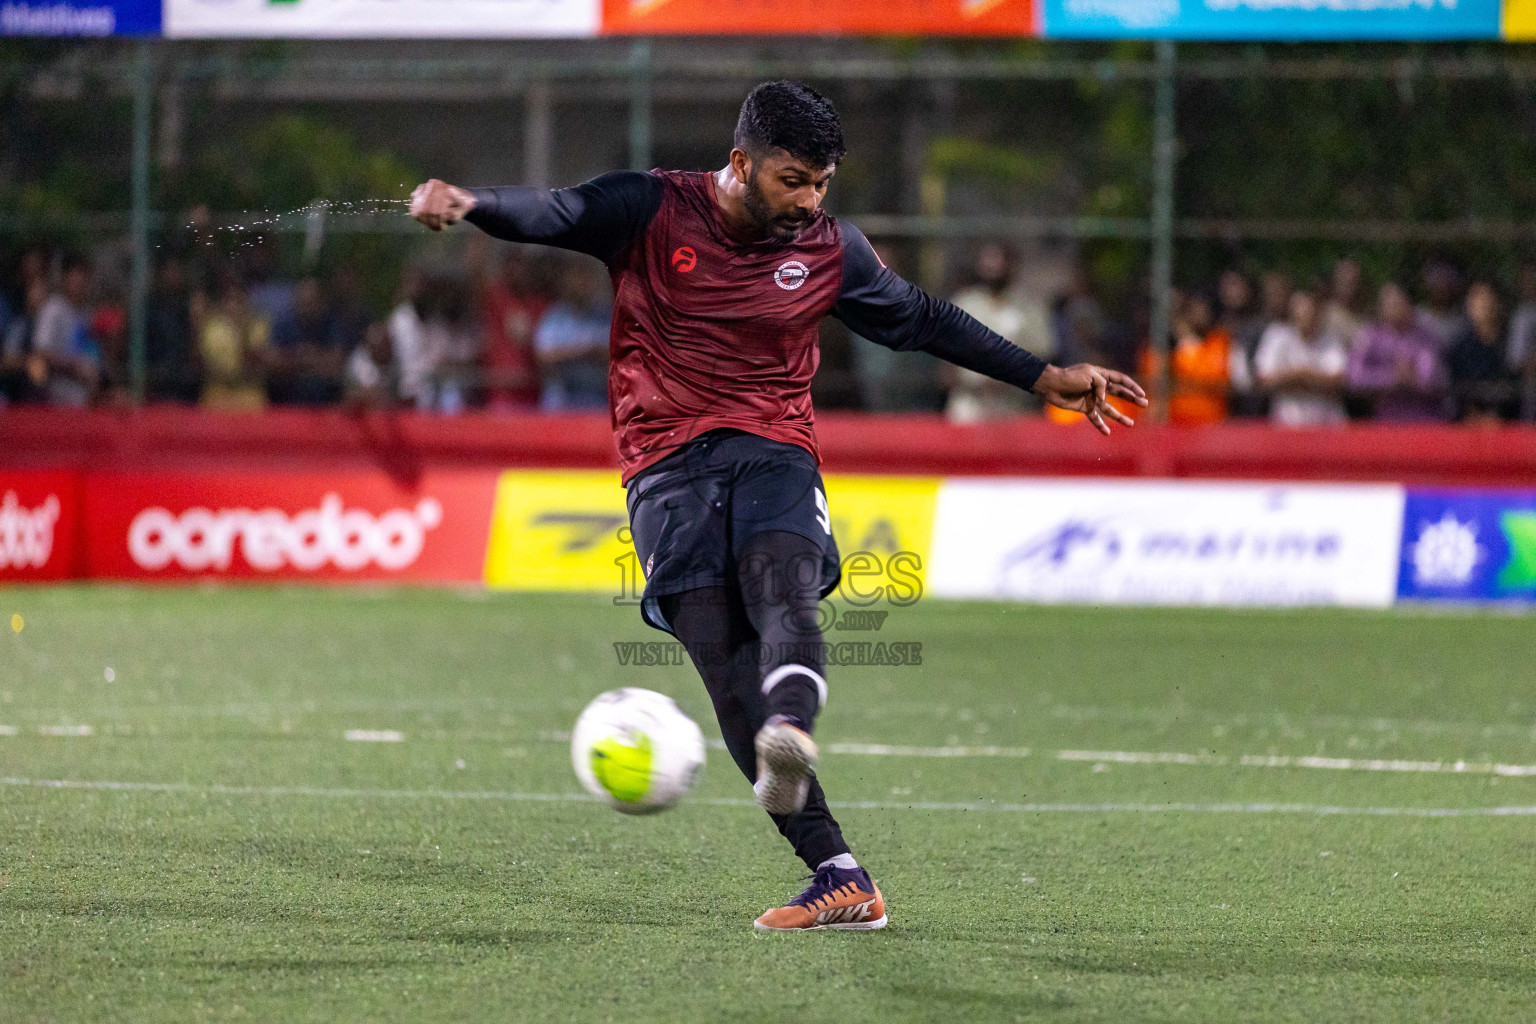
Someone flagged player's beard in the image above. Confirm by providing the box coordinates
[744,172,811,242]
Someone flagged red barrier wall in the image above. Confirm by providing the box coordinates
[3,407,1535,487]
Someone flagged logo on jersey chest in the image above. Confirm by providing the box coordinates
[671,246,697,273]
[774,260,810,291]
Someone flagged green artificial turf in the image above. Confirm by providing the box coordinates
[2,587,1534,1022]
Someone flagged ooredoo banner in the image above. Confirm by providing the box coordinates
[83,470,498,583]
[600,0,1035,36]
[164,0,598,38]
[0,470,82,582]
[927,479,1406,608]
[1397,488,1536,603]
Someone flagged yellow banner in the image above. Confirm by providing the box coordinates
[482,469,939,600]
[1506,0,1536,38]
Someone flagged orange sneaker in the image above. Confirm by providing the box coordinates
[754,864,887,932]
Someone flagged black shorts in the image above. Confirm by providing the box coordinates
[626,429,842,635]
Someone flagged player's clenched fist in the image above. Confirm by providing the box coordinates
[409,179,477,232]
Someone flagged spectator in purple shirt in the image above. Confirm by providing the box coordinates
[1347,282,1451,422]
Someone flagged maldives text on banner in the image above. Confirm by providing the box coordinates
[1397,488,1536,603]
[1041,0,1500,39]
[165,0,598,38]
[0,0,158,34]
[927,480,1405,608]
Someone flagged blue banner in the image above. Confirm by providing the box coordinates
[1041,0,1501,39]
[1398,489,1536,603]
[0,0,160,35]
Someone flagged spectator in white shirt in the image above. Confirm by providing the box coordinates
[945,242,1052,422]
[1254,287,1349,427]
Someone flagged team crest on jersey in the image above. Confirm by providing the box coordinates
[774,261,810,291]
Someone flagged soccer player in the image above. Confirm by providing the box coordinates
[410,81,1145,931]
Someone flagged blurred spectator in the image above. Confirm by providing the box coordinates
[1507,262,1536,423]
[268,277,345,406]
[1416,259,1468,350]
[1051,264,1107,366]
[945,242,1050,422]
[1254,288,1348,426]
[1447,281,1516,423]
[389,269,436,410]
[1161,293,1231,426]
[1347,282,1450,422]
[1323,258,1368,346]
[1219,269,1265,418]
[145,257,200,404]
[345,321,399,408]
[475,243,545,410]
[197,272,270,412]
[0,276,49,405]
[32,260,101,407]
[245,235,297,328]
[420,277,479,414]
[89,288,129,404]
[533,260,610,411]
[328,265,373,358]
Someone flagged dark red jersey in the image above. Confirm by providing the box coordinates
[466,169,1045,481]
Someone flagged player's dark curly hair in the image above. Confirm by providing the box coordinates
[734,81,846,169]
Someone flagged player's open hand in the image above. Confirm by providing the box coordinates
[1032,363,1148,436]
[409,179,477,232]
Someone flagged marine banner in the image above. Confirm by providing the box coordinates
[927,479,1406,608]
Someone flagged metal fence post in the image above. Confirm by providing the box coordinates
[1149,39,1177,420]
[628,39,652,172]
[128,38,154,407]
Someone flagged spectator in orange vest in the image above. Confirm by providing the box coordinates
[1142,293,1230,425]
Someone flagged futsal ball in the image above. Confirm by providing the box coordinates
[572,688,705,814]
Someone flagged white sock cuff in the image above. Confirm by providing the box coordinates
[818,853,859,871]
[761,663,828,710]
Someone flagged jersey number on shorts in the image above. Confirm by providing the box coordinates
[814,487,831,535]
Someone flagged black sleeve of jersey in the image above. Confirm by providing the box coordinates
[831,221,1048,393]
[464,170,665,265]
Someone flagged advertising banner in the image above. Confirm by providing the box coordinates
[1397,488,1536,603]
[0,470,82,582]
[1041,0,1499,39]
[1,0,159,35]
[165,0,598,38]
[482,469,940,599]
[1505,0,1536,38]
[927,479,1405,608]
[83,470,498,584]
[600,0,1035,37]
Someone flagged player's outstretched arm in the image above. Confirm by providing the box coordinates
[1032,363,1148,436]
[407,171,664,265]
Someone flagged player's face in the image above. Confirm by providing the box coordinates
[742,151,835,241]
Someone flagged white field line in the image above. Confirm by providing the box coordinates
[344,729,405,743]
[0,725,17,736]
[825,742,1032,758]
[1058,749,1536,777]
[2,775,1534,818]
[36,725,93,737]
